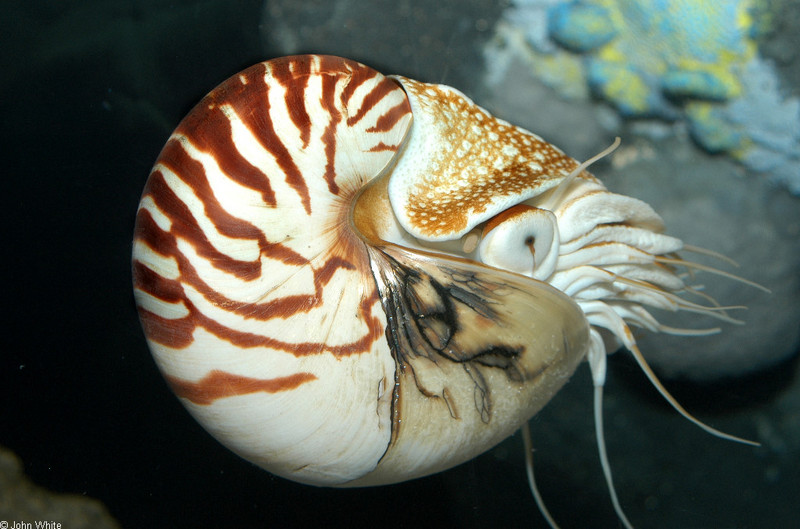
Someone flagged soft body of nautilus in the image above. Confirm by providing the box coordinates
[133,55,753,526]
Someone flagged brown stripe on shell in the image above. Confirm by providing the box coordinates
[270,56,313,148]
[368,100,412,133]
[230,62,312,214]
[334,56,380,111]
[368,142,402,152]
[134,206,373,322]
[157,138,281,250]
[134,197,384,356]
[318,60,344,195]
[139,170,263,280]
[347,77,405,128]
[141,159,306,280]
[165,369,318,405]
[177,70,277,208]
[315,57,412,195]
[137,281,384,357]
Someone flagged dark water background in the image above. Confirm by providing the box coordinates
[2,1,798,527]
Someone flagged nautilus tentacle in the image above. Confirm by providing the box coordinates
[133,54,757,527]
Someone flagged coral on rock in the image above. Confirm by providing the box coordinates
[551,0,755,117]
[491,0,800,193]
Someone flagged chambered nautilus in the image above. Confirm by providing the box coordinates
[132,55,761,527]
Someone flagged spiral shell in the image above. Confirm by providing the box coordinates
[133,55,752,524]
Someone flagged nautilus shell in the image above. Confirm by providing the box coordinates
[133,55,754,526]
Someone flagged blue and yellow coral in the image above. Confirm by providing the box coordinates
[548,0,755,117]
[496,0,800,192]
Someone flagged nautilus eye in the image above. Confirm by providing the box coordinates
[479,204,560,281]
[133,54,759,528]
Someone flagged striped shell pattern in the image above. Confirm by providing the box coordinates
[133,55,748,525]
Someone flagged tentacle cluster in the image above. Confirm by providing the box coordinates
[466,141,762,529]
